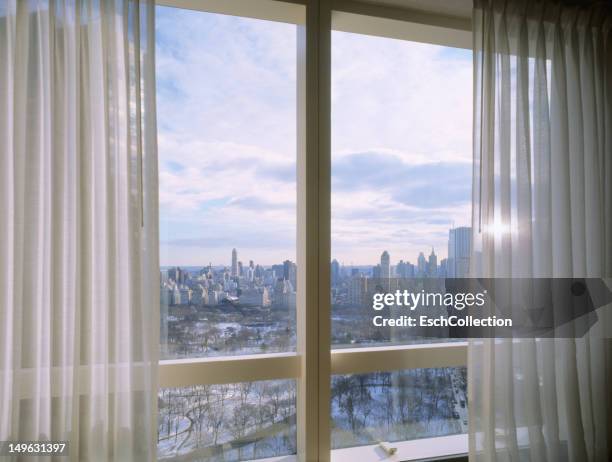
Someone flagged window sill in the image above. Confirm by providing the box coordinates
[236,434,468,462]
[330,434,468,462]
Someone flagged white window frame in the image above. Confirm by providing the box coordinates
[156,1,471,461]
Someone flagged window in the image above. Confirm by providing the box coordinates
[159,380,296,461]
[331,30,473,349]
[157,2,471,461]
[331,368,467,449]
[157,6,297,360]
[156,4,299,460]
[329,28,471,449]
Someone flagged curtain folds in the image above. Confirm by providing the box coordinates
[470,1,612,461]
[0,0,159,460]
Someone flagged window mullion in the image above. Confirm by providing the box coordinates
[296,0,332,460]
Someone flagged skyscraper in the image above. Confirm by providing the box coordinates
[349,273,368,305]
[439,258,448,278]
[448,227,472,277]
[428,247,437,277]
[396,260,407,278]
[231,248,238,277]
[168,266,186,284]
[331,259,340,286]
[417,252,427,276]
[283,260,297,290]
[380,251,391,279]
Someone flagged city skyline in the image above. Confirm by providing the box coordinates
[163,225,471,269]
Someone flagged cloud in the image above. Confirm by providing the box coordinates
[156,8,473,266]
[332,151,471,206]
[228,196,294,211]
[331,31,472,165]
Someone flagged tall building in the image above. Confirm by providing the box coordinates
[349,274,368,305]
[271,264,284,279]
[168,266,185,284]
[231,248,238,277]
[283,260,297,290]
[191,285,208,306]
[179,286,191,305]
[246,266,255,282]
[380,251,391,279]
[448,227,472,278]
[160,284,173,306]
[417,252,427,276]
[274,278,296,308]
[331,259,340,286]
[396,260,415,279]
[406,262,415,278]
[396,260,407,278]
[439,258,448,278]
[172,286,181,305]
[428,247,437,277]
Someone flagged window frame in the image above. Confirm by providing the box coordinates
[155,1,471,460]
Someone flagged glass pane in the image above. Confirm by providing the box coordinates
[156,6,297,359]
[331,368,467,449]
[158,380,296,461]
[331,31,473,348]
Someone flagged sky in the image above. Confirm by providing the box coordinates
[156,6,473,268]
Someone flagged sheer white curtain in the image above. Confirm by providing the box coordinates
[470,1,612,461]
[0,0,158,460]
